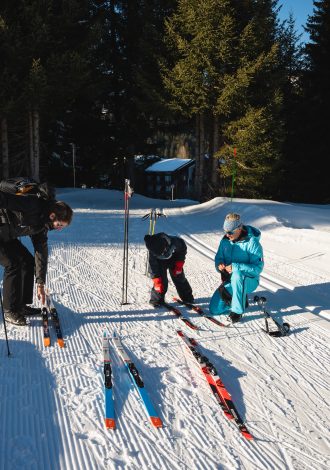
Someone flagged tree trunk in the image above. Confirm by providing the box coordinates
[29,111,34,177]
[199,113,205,200]
[211,115,219,186]
[1,117,9,178]
[33,110,40,181]
[29,110,40,181]
[194,113,201,198]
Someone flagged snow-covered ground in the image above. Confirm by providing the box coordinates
[1,188,329,470]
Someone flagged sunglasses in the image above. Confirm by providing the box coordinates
[225,225,242,236]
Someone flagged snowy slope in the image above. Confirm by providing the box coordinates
[0,189,329,470]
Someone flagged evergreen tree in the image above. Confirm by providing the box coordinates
[163,0,285,199]
[276,13,305,201]
[299,0,330,202]
[93,1,176,186]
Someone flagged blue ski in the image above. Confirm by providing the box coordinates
[103,331,115,429]
[112,334,162,428]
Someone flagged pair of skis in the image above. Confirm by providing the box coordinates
[178,330,253,440]
[160,298,228,330]
[169,298,290,338]
[42,293,64,348]
[172,298,229,328]
[103,331,162,430]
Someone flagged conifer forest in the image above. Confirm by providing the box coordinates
[0,1,329,203]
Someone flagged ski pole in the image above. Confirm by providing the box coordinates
[0,288,11,356]
[143,209,167,275]
[122,179,133,304]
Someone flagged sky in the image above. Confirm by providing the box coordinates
[279,0,315,42]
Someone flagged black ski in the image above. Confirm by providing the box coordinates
[162,302,199,330]
[173,297,229,328]
[47,293,65,347]
[41,306,50,347]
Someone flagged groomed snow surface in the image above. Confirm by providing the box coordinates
[1,189,329,470]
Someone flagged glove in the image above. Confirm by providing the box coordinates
[172,261,184,276]
[153,277,164,294]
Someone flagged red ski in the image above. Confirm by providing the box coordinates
[162,302,199,330]
[178,330,253,440]
[173,298,229,328]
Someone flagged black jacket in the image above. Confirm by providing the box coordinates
[148,234,187,278]
[0,191,51,284]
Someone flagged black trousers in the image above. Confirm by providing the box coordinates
[0,239,35,312]
[150,264,193,304]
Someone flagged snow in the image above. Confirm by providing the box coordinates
[145,158,193,172]
[1,188,330,470]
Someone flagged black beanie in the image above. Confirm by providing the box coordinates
[144,233,169,256]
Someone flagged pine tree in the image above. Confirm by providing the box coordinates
[300,0,330,202]
[163,0,285,199]
[276,13,306,201]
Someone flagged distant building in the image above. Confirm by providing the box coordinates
[144,158,195,199]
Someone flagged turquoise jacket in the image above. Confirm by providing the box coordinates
[215,225,264,279]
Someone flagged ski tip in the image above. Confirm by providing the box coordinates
[150,416,163,428]
[105,418,116,430]
[57,339,65,348]
[44,338,51,347]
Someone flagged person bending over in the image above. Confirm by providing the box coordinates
[144,232,194,307]
[0,190,73,326]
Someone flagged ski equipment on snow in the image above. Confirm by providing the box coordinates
[103,331,115,429]
[41,293,64,347]
[46,292,64,347]
[177,330,253,440]
[173,297,229,328]
[254,295,290,337]
[121,179,133,305]
[41,305,50,347]
[112,333,162,428]
[162,301,199,330]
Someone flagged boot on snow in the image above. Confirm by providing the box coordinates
[22,305,42,316]
[4,310,27,326]
[229,312,242,323]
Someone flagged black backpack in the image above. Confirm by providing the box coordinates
[0,177,55,201]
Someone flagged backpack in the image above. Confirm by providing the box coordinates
[0,177,56,201]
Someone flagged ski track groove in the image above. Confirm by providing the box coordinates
[2,200,329,470]
[256,390,295,470]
